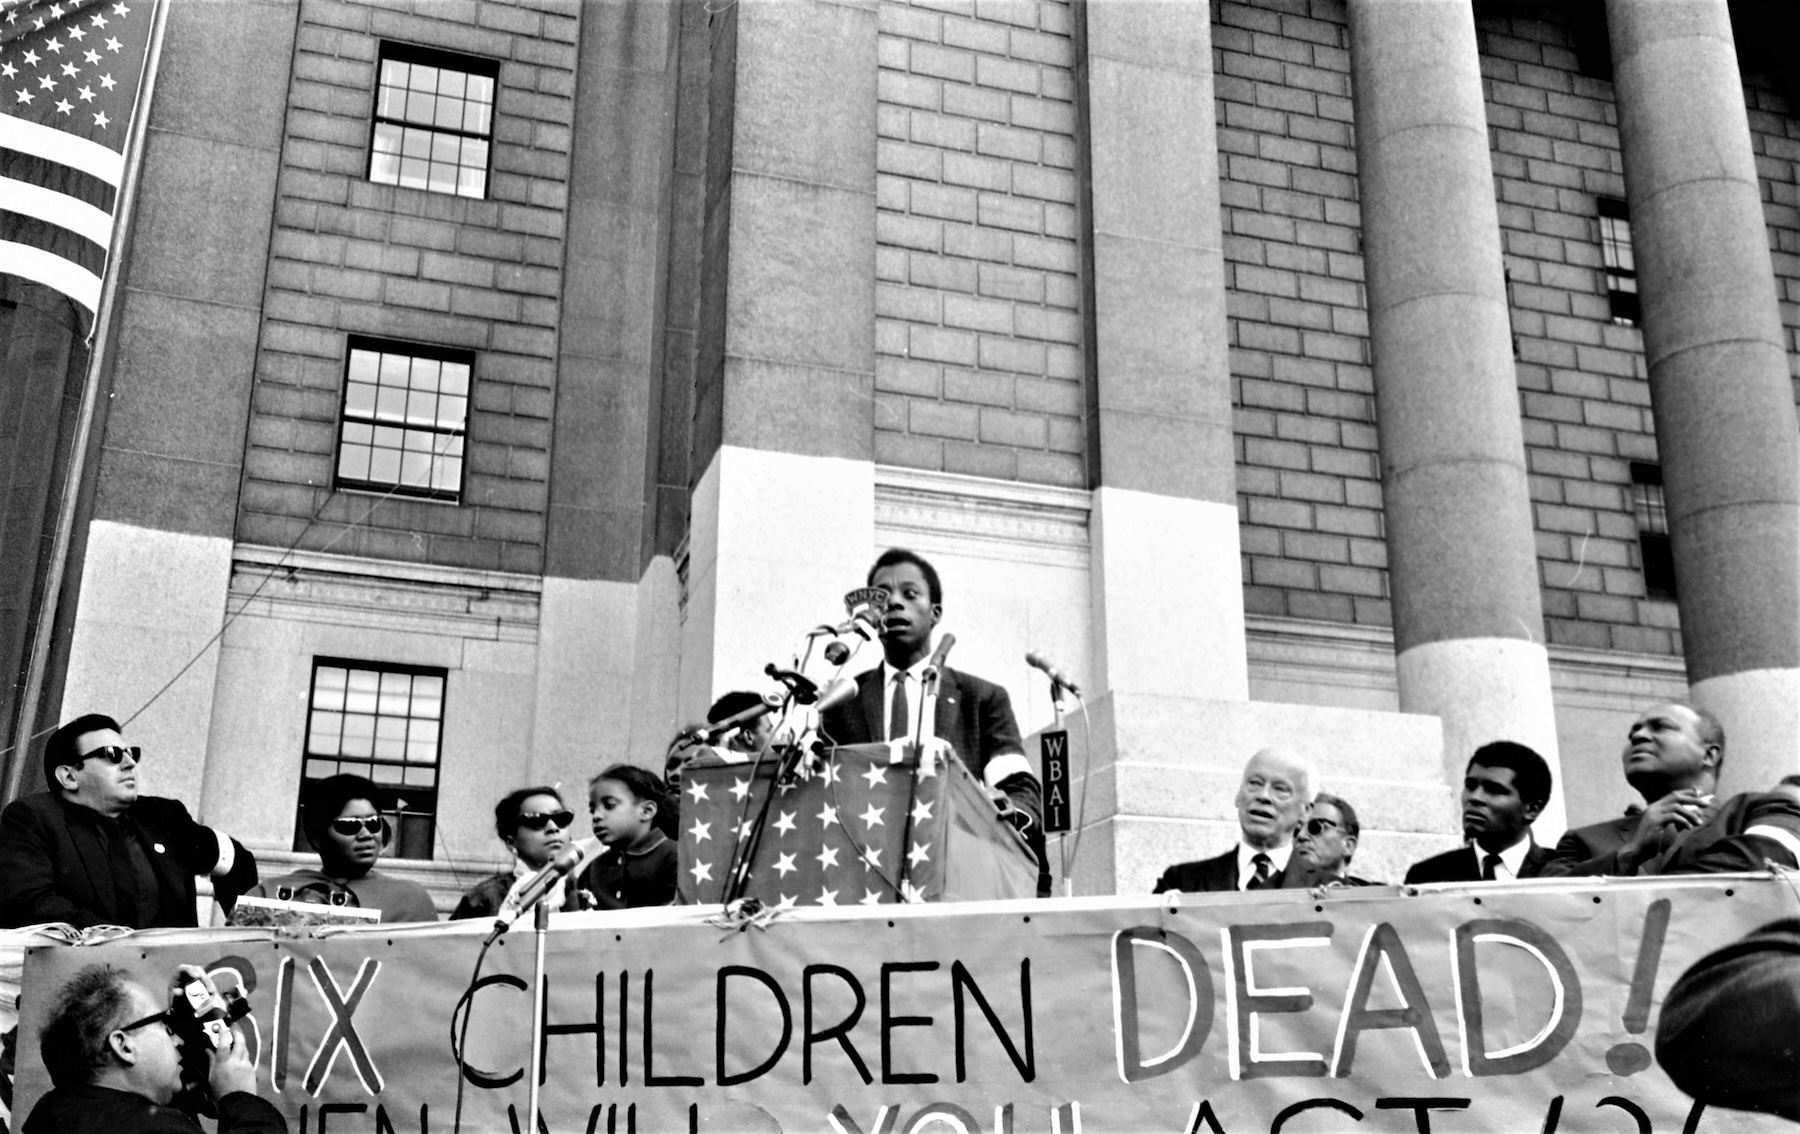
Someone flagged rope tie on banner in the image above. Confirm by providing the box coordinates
[705,897,785,936]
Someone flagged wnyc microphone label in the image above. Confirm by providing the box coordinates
[12,879,1785,1132]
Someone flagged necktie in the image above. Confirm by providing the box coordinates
[1481,852,1503,881]
[889,671,909,743]
[1246,853,1273,890]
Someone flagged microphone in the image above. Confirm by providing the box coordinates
[923,633,956,678]
[489,841,592,937]
[1025,649,1082,696]
[687,692,784,744]
[814,675,859,714]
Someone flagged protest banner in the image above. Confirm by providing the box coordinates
[10,874,1799,1133]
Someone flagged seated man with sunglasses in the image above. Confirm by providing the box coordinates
[23,962,284,1134]
[0,715,260,930]
[247,774,437,923]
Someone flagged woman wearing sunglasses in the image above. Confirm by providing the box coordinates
[451,786,596,920]
[247,774,438,922]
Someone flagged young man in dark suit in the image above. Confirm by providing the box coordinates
[0,715,259,929]
[1539,702,1722,877]
[818,548,1046,891]
[1404,741,1554,884]
[1154,748,1328,893]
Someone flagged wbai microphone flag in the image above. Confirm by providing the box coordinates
[1,0,157,318]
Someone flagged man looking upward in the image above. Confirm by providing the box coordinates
[1541,702,1723,877]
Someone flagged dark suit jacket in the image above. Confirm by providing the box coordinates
[1538,814,1638,877]
[821,664,1045,892]
[1403,840,1553,884]
[0,792,257,929]
[1153,847,1329,893]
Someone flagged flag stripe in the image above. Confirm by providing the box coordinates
[0,111,124,185]
[0,172,110,245]
[0,238,100,310]
[1,209,105,273]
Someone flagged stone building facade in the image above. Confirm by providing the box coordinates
[2,0,1795,902]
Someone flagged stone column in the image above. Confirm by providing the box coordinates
[678,0,880,719]
[1347,1,1564,833]
[1606,0,1800,793]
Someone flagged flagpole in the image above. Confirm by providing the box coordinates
[5,0,171,801]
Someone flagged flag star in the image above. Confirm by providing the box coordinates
[819,760,839,786]
[22,48,39,65]
[911,799,933,825]
[736,819,754,840]
[773,810,797,836]
[917,758,937,780]
[687,819,711,844]
[817,804,838,828]
[686,780,709,803]
[14,88,33,105]
[775,893,798,912]
[60,62,77,77]
[860,888,883,906]
[817,888,839,907]
[54,97,71,113]
[83,49,99,65]
[45,35,62,53]
[33,15,44,30]
[901,880,927,904]
[861,845,883,870]
[908,841,930,867]
[773,852,797,878]
[729,777,751,802]
[68,25,85,41]
[113,1,131,13]
[859,803,885,830]
[77,85,92,101]
[688,859,713,884]
[37,73,55,90]
[5,9,15,25]
[860,763,888,789]
[99,73,114,89]
[51,2,65,16]
[815,845,840,870]
[0,62,15,79]
[104,35,120,52]
[88,12,105,27]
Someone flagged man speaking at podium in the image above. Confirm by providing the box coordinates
[820,548,1049,894]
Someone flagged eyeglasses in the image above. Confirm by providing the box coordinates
[516,810,574,832]
[81,745,142,766]
[1304,817,1342,837]
[117,1010,173,1036]
[330,816,389,838]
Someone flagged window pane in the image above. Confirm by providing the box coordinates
[345,383,377,419]
[435,95,463,130]
[427,161,457,196]
[438,69,466,99]
[308,710,343,756]
[399,127,431,159]
[374,715,408,758]
[399,157,429,190]
[409,357,442,392]
[409,64,439,93]
[337,444,371,482]
[467,73,493,103]
[462,100,491,135]
[345,669,379,712]
[439,364,469,397]
[300,658,448,859]
[369,446,401,484]
[314,667,347,708]
[340,713,376,758]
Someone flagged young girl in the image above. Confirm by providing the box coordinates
[579,765,678,908]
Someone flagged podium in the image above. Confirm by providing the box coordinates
[677,740,1038,906]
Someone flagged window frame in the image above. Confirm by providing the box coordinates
[296,657,449,861]
[333,335,472,503]
[1630,461,1677,601]
[1598,197,1640,327]
[366,40,500,200]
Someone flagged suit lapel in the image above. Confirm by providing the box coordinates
[933,667,961,749]
[859,668,886,742]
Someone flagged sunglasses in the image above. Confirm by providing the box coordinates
[118,1010,173,1036]
[330,816,389,838]
[1303,817,1341,837]
[82,745,142,766]
[517,810,574,832]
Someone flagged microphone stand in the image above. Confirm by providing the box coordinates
[896,635,954,900]
[524,901,550,1134]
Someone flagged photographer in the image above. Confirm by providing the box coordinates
[24,963,284,1133]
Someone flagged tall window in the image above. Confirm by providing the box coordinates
[1631,462,1676,600]
[299,660,446,860]
[1598,198,1639,326]
[368,43,497,199]
[335,338,470,501]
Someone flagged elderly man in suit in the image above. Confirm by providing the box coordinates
[1540,702,1722,877]
[820,548,1046,892]
[1404,741,1554,884]
[1153,748,1324,893]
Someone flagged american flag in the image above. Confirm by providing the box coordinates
[1,0,156,317]
[679,740,1038,908]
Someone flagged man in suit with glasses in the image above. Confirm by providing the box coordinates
[0,714,259,929]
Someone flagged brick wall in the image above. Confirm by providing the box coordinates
[1215,0,1385,627]
[872,0,1085,487]
[1223,0,1800,654]
[237,0,578,575]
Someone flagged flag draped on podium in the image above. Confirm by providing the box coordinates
[1,0,156,316]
